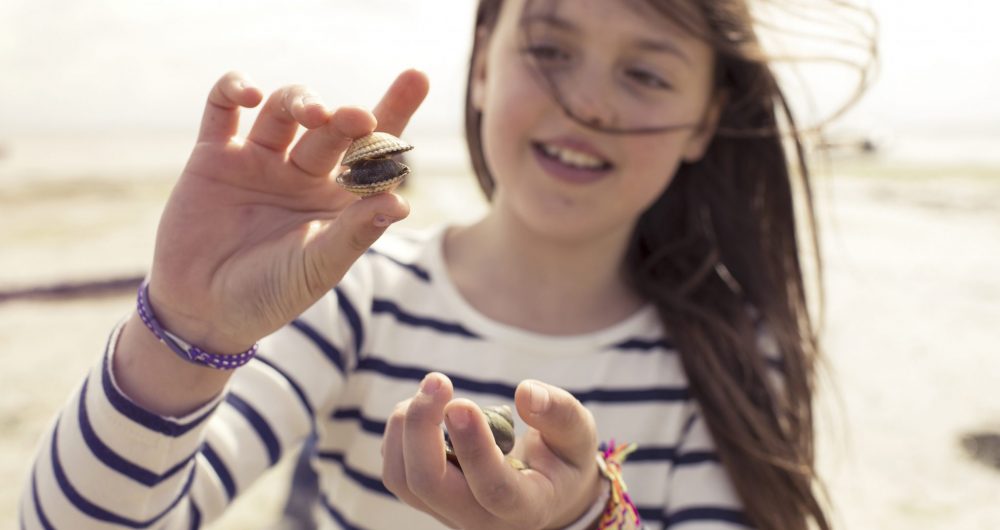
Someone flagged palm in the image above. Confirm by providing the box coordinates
[146,71,428,353]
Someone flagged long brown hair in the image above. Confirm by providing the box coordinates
[464,0,860,528]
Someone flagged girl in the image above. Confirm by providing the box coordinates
[22,0,849,528]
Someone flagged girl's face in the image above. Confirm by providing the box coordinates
[472,0,723,243]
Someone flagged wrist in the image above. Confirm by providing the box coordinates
[137,279,258,369]
[115,312,233,416]
[145,281,255,354]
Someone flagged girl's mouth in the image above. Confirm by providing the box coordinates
[531,140,614,184]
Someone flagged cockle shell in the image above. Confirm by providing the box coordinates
[482,405,517,454]
[445,404,523,470]
[342,131,414,166]
[336,132,413,198]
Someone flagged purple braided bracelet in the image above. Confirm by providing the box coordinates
[136,279,258,370]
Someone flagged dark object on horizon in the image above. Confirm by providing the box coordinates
[960,430,1000,471]
[815,135,879,155]
[0,275,144,303]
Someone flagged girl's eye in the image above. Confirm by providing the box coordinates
[626,67,672,90]
[524,43,570,63]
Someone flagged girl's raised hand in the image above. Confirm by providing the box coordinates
[382,374,604,530]
[147,70,429,354]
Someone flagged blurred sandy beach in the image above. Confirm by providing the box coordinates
[2,148,1000,528]
[0,151,489,530]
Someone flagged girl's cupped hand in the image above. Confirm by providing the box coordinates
[383,373,604,530]
[147,70,428,354]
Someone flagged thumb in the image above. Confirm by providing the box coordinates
[514,380,597,468]
[309,191,410,283]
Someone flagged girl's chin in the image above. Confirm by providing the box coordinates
[498,193,631,247]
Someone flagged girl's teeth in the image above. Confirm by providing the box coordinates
[541,143,605,169]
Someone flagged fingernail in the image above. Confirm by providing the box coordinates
[373,214,396,227]
[527,381,550,414]
[420,373,440,395]
[447,408,470,430]
[302,95,324,108]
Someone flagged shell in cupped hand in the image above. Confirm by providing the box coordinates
[444,404,524,470]
[336,132,413,198]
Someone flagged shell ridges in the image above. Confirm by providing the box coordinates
[342,131,414,167]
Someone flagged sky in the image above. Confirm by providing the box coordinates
[1,0,998,162]
[0,0,478,136]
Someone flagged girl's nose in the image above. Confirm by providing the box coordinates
[561,74,618,129]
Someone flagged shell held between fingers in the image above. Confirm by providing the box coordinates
[481,405,516,454]
[444,404,521,470]
[342,131,413,166]
[336,131,413,198]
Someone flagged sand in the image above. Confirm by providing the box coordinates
[2,160,998,529]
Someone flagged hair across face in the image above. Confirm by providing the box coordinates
[468,0,723,242]
[515,0,720,133]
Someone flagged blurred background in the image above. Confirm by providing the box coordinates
[1,1,998,528]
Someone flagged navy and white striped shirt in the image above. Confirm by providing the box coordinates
[22,226,749,529]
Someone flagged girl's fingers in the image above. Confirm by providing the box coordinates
[289,69,427,178]
[382,400,420,503]
[382,400,460,529]
[443,399,550,527]
[401,373,453,488]
[198,71,263,143]
[510,381,604,528]
[381,401,440,517]
[300,191,408,297]
[372,69,430,137]
[400,374,500,526]
[288,105,376,177]
[514,380,598,468]
[246,84,328,152]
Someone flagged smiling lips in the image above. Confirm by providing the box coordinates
[532,139,613,184]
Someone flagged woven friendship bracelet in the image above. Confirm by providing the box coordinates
[595,440,641,530]
[136,279,258,370]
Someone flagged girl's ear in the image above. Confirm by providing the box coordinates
[683,89,728,163]
[470,27,492,112]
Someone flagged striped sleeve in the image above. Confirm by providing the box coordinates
[21,324,221,529]
[21,265,372,529]
[662,403,751,529]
